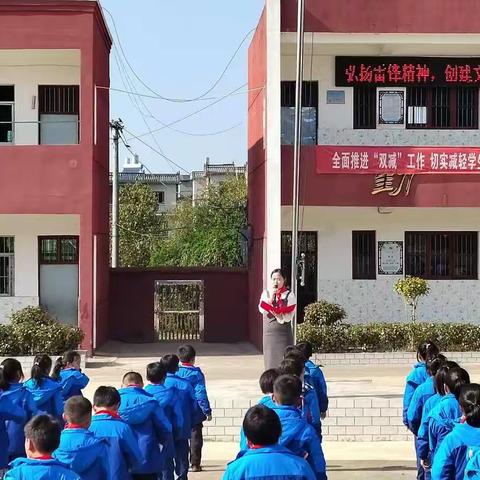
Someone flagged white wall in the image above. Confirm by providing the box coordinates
[151,184,177,213]
[0,214,80,324]
[0,50,80,145]
[282,206,480,323]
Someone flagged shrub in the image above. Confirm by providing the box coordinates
[304,300,347,326]
[297,321,480,353]
[395,277,430,322]
[6,306,85,355]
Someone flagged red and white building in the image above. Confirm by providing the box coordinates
[248,0,480,348]
[0,1,111,351]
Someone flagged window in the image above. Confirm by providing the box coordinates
[353,86,376,129]
[405,232,478,279]
[352,231,376,279]
[156,191,165,205]
[0,237,14,296]
[39,85,79,144]
[0,86,14,144]
[281,81,318,145]
[39,237,79,264]
[407,86,478,129]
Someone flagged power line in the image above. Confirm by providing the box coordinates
[103,6,255,103]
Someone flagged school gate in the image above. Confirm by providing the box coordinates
[108,268,248,343]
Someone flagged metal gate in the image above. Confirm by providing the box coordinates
[154,280,204,341]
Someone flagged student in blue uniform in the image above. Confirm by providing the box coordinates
[0,358,38,461]
[24,354,63,421]
[89,386,142,480]
[295,341,329,418]
[224,405,315,480]
[6,415,80,480]
[465,447,480,479]
[404,342,440,426]
[162,354,197,480]
[54,396,109,480]
[176,344,212,473]
[242,374,326,480]
[429,367,470,459]
[119,371,172,480]
[51,351,89,401]
[417,361,459,475]
[431,383,480,480]
[145,362,184,480]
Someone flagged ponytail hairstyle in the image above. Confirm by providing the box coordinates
[444,367,470,400]
[31,355,52,386]
[459,384,480,428]
[434,361,459,396]
[51,351,80,381]
[0,358,24,391]
[417,341,440,363]
[426,354,446,377]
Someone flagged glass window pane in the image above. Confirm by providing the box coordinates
[0,104,13,143]
[40,114,79,145]
[41,239,57,263]
[60,239,78,263]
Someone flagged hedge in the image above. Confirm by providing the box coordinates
[0,306,85,356]
[297,322,480,353]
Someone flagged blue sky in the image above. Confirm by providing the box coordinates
[101,0,264,174]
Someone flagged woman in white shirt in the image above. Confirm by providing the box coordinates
[258,268,297,369]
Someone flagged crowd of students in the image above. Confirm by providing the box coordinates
[0,344,211,480]
[224,340,328,480]
[403,341,480,480]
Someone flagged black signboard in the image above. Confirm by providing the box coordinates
[335,56,480,87]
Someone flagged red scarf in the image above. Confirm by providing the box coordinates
[247,441,266,449]
[34,455,53,460]
[65,423,85,430]
[181,362,194,367]
[95,410,121,419]
[260,287,296,316]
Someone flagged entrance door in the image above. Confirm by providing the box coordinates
[281,231,318,322]
[39,237,79,325]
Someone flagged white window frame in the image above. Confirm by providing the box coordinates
[0,236,14,296]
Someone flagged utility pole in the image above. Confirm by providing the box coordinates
[110,119,124,268]
[290,0,305,344]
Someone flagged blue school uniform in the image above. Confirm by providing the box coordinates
[404,362,429,426]
[177,363,211,425]
[89,411,142,480]
[57,369,89,401]
[223,444,316,480]
[408,377,436,435]
[118,386,172,475]
[5,457,80,480]
[465,448,480,479]
[54,427,109,480]
[24,377,63,420]
[429,394,462,459]
[0,393,26,468]
[431,422,480,480]
[305,359,329,414]
[417,393,442,462]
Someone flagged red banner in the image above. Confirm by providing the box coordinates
[316,146,480,174]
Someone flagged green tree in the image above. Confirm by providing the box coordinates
[151,177,247,267]
[394,276,430,322]
[118,183,164,267]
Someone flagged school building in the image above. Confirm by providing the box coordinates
[247,0,480,348]
[0,1,112,351]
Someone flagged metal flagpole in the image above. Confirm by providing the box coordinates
[291,0,306,344]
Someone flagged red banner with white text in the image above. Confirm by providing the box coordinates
[316,146,480,174]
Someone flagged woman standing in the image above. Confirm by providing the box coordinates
[259,269,297,369]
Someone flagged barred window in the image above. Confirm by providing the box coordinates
[405,232,478,279]
[39,237,79,264]
[353,87,376,129]
[352,231,376,279]
[0,237,14,296]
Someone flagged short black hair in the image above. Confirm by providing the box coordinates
[259,369,280,395]
[123,371,143,386]
[24,415,61,454]
[178,345,196,363]
[64,396,92,425]
[146,362,166,384]
[295,341,313,359]
[243,405,281,446]
[278,358,304,378]
[161,354,180,374]
[273,374,302,406]
[93,386,120,408]
[283,349,306,365]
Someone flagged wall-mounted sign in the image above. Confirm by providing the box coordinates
[378,241,403,275]
[326,90,345,104]
[316,146,480,174]
[335,56,480,87]
[372,174,414,196]
[378,91,404,125]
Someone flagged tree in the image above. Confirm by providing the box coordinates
[394,276,430,322]
[151,177,247,267]
[118,183,164,267]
